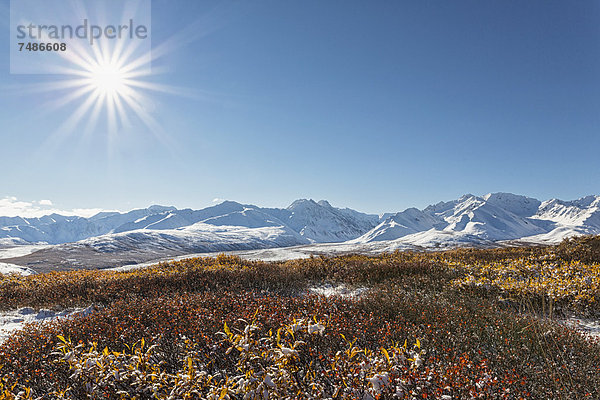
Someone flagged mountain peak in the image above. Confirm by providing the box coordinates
[576,195,600,208]
[317,200,333,208]
[287,199,319,210]
[482,193,541,217]
[483,192,536,202]
[147,205,177,213]
[457,193,479,202]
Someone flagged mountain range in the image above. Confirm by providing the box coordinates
[1,193,599,271]
[0,199,380,246]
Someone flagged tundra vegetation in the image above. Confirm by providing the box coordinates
[0,236,599,399]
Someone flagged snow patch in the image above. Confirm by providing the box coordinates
[308,284,369,298]
[560,317,600,340]
[0,262,35,276]
[0,244,50,259]
[0,306,96,344]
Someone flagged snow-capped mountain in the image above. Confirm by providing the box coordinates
[265,199,380,243]
[482,193,541,218]
[427,194,547,240]
[352,193,600,247]
[2,193,600,269]
[351,207,441,242]
[0,199,380,245]
[534,196,600,228]
[0,206,179,244]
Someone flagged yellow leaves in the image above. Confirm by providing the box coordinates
[218,387,228,399]
[276,327,282,345]
[448,255,600,309]
[196,316,423,399]
[224,322,232,339]
[57,335,70,345]
[348,347,361,360]
[380,347,390,364]
[187,356,195,380]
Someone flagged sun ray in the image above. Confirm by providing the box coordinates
[49,84,97,109]
[39,40,163,147]
[21,5,235,158]
[48,88,101,147]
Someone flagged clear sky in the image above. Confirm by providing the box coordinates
[0,0,599,215]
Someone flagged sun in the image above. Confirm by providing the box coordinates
[86,62,127,97]
[29,17,194,147]
[43,43,166,139]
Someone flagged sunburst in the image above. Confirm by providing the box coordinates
[48,38,164,140]
[10,0,221,154]
[16,15,176,149]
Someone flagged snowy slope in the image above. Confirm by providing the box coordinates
[516,226,600,245]
[432,194,546,240]
[534,196,600,228]
[522,196,600,243]
[352,208,442,242]
[266,199,380,243]
[0,238,30,247]
[482,193,541,217]
[73,223,309,254]
[200,207,288,229]
[0,262,34,276]
[380,229,496,251]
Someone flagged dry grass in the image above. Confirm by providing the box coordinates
[0,238,599,399]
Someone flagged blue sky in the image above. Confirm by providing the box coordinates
[0,0,599,214]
